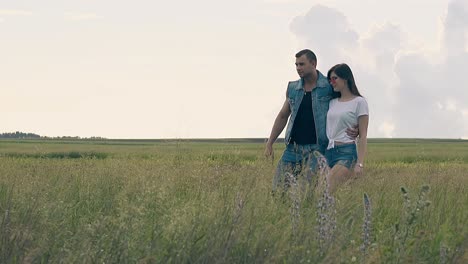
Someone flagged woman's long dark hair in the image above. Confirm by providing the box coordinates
[327,63,362,97]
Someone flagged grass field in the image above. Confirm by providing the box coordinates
[0,139,467,263]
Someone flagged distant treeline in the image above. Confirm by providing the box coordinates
[0,132,41,139]
[0,131,106,140]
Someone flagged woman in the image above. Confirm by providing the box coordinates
[325,63,369,193]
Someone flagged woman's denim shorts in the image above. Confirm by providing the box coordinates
[325,143,357,169]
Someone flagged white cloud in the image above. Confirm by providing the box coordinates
[445,99,457,112]
[463,109,468,117]
[65,12,103,21]
[362,23,405,70]
[290,6,404,138]
[392,51,467,138]
[262,0,304,2]
[290,2,468,138]
[443,0,468,56]
[378,121,395,138]
[0,9,32,16]
[290,5,359,68]
[434,100,459,112]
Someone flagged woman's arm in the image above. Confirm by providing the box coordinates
[355,115,369,174]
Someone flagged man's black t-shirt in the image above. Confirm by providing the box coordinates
[290,91,317,145]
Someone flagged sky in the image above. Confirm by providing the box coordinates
[2,0,468,139]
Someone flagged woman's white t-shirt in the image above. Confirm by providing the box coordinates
[326,96,369,150]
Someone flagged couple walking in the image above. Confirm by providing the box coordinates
[265,49,369,193]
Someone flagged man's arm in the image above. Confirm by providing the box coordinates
[264,98,291,159]
[346,125,359,139]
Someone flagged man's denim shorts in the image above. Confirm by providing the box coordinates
[281,143,319,164]
[325,143,357,169]
[271,143,320,192]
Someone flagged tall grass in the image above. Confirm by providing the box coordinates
[0,140,467,263]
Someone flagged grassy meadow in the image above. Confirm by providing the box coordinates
[0,138,467,263]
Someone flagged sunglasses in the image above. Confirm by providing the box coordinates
[329,76,338,83]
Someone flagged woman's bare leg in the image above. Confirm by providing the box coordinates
[327,164,351,193]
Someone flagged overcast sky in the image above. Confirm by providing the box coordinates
[2,0,467,139]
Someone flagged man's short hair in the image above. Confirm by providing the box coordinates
[295,49,317,63]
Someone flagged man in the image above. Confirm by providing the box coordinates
[265,49,356,192]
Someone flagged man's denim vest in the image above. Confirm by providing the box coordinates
[284,71,334,154]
